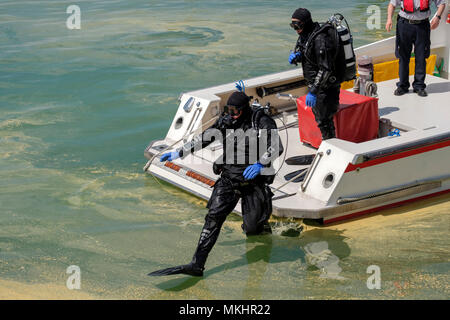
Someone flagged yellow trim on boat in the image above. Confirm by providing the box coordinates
[341,54,437,89]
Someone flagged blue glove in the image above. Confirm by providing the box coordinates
[305,92,317,108]
[235,80,245,93]
[160,151,180,162]
[243,163,264,180]
[289,51,301,65]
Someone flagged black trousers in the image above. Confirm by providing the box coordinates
[311,85,340,140]
[395,16,431,91]
[191,177,273,268]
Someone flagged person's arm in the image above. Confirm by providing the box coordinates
[294,36,303,53]
[308,33,334,95]
[386,2,396,32]
[256,115,284,166]
[430,2,446,30]
[176,117,222,158]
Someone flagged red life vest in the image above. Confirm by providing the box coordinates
[401,0,430,13]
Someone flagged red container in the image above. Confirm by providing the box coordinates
[297,90,379,148]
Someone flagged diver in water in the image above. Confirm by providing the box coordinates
[149,91,283,277]
[289,8,342,140]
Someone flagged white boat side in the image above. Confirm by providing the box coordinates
[144,16,450,224]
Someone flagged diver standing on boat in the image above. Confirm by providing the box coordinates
[386,0,446,97]
[149,91,283,277]
[289,8,343,141]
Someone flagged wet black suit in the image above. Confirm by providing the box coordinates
[296,22,341,140]
[177,107,283,272]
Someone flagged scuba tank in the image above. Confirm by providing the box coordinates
[328,13,357,82]
[251,99,266,131]
[250,99,275,133]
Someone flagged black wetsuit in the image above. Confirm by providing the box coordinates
[296,22,341,140]
[177,107,283,270]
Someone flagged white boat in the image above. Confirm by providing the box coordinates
[144,16,450,224]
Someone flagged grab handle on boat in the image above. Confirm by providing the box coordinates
[271,169,308,195]
[184,106,202,139]
[301,152,323,192]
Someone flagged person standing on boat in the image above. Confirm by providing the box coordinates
[149,91,283,277]
[289,8,341,141]
[386,0,446,97]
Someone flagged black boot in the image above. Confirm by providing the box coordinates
[189,217,224,274]
[148,218,222,277]
[326,123,336,140]
[319,122,336,140]
[179,262,204,277]
[262,221,272,234]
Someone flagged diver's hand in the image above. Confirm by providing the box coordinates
[243,163,264,180]
[289,51,301,65]
[160,151,180,162]
[305,92,317,108]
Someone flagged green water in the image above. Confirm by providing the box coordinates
[0,0,449,299]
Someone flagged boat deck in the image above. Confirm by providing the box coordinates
[377,75,450,131]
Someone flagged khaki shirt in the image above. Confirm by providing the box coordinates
[390,0,446,20]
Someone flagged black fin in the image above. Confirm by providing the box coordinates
[285,154,315,166]
[284,168,307,183]
[148,264,203,277]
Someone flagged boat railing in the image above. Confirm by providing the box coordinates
[353,131,450,165]
[301,152,324,192]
